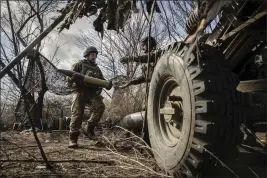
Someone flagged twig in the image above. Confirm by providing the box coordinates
[110,158,157,176]
[241,124,265,147]
[159,1,171,42]
[113,126,168,173]
[102,89,112,99]
[133,147,139,161]
[106,147,170,178]
[248,166,259,178]
[140,1,150,22]
[0,159,114,165]
[104,126,169,175]
[60,163,67,172]
[1,139,39,161]
[101,135,117,151]
[197,144,239,178]
[0,147,11,167]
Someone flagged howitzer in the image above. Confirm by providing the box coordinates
[57,69,112,90]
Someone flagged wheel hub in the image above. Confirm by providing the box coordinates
[158,77,184,146]
[160,101,174,123]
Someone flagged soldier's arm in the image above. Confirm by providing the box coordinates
[132,77,145,85]
[67,62,82,84]
[131,75,151,85]
[96,89,102,95]
[119,75,151,89]
[120,50,162,64]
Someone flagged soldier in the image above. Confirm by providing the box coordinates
[68,46,105,148]
[119,36,161,89]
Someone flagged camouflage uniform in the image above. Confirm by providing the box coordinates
[69,59,105,135]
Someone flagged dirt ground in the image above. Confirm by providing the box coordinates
[0,129,167,178]
[1,129,266,178]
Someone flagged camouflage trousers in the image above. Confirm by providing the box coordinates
[69,90,105,133]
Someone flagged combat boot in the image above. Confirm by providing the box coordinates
[68,132,79,148]
[86,124,97,140]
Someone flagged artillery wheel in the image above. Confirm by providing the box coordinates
[147,42,243,177]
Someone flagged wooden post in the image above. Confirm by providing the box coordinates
[59,108,64,130]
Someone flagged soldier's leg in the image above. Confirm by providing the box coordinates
[69,91,86,148]
[88,94,105,124]
[86,95,105,140]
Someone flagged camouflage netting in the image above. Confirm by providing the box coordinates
[58,0,160,36]
[29,54,74,95]
[14,52,76,128]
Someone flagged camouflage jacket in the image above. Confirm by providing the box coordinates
[120,49,162,79]
[69,59,105,93]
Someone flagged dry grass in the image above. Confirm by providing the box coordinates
[0,129,168,178]
[1,128,265,177]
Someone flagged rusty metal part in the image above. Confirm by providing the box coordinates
[237,78,267,92]
[205,0,259,44]
[185,0,231,44]
[220,11,267,42]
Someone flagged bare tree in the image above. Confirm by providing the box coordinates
[75,13,169,78]
[0,0,59,129]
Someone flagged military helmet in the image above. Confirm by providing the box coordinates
[141,36,157,49]
[83,46,98,57]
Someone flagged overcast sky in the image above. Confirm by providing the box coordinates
[40,4,99,70]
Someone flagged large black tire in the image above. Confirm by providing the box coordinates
[147,42,243,177]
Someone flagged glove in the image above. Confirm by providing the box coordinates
[96,88,102,95]
[120,56,129,64]
[67,81,73,87]
[111,79,118,88]
[71,73,83,85]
